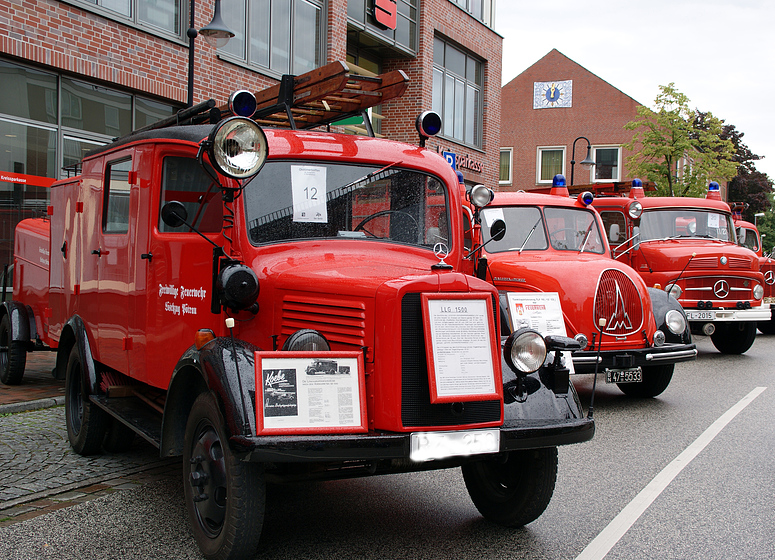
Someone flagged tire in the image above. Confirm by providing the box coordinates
[0,313,26,385]
[65,346,106,456]
[757,319,775,335]
[617,363,674,398]
[102,417,136,453]
[462,447,558,527]
[184,393,265,560]
[710,322,757,354]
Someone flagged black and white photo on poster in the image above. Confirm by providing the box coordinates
[262,368,299,417]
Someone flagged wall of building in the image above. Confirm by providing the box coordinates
[501,49,641,190]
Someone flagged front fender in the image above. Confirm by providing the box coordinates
[648,287,692,344]
[1,301,32,345]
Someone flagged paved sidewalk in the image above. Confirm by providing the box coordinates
[0,351,63,414]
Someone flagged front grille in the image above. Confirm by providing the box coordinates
[593,269,644,335]
[281,295,367,348]
[728,256,752,269]
[400,293,500,428]
[689,257,718,269]
[682,276,756,301]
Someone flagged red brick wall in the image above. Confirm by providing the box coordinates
[501,49,642,191]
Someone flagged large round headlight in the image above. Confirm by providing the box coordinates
[208,117,268,179]
[753,283,764,300]
[665,309,687,335]
[469,184,494,208]
[504,329,547,375]
[628,201,643,219]
[665,283,682,300]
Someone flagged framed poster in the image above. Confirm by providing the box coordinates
[255,351,367,435]
[421,293,501,403]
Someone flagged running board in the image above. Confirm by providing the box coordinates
[90,395,162,449]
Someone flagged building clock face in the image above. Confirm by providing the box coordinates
[533,80,573,109]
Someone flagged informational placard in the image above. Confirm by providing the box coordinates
[291,165,328,223]
[421,293,501,403]
[255,351,366,434]
[506,292,574,374]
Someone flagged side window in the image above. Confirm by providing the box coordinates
[103,158,131,234]
[600,210,627,245]
[159,157,223,233]
[462,209,474,251]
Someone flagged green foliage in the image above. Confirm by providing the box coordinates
[625,83,738,197]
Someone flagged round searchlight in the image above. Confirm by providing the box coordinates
[208,117,268,179]
[504,329,547,375]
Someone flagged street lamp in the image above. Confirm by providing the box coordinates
[187,0,235,107]
[755,212,765,227]
[570,136,596,186]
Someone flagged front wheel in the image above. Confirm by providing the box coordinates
[0,313,26,385]
[617,363,674,398]
[65,346,106,455]
[462,447,558,527]
[184,393,265,560]
[710,322,757,354]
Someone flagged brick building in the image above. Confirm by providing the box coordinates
[0,0,502,267]
[499,49,641,191]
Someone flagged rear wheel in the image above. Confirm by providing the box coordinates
[184,392,265,560]
[0,313,26,385]
[617,363,674,398]
[65,346,106,455]
[757,319,775,335]
[711,322,757,354]
[462,447,557,527]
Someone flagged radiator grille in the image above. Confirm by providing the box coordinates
[728,256,752,269]
[593,269,644,336]
[400,293,501,428]
[281,295,367,348]
[689,257,718,269]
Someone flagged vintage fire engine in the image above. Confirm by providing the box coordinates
[463,175,695,398]
[590,179,770,354]
[730,203,775,334]
[1,62,593,560]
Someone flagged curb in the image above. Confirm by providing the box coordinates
[0,396,65,415]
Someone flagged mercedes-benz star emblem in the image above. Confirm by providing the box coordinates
[433,242,450,265]
[713,279,730,299]
[765,270,775,286]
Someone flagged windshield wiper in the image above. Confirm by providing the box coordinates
[578,222,595,253]
[517,218,542,253]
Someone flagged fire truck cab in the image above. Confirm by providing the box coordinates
[592,179,769,354]
[1,62,593,560]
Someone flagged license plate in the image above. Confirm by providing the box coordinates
[687,310,715,320]
[605,367,643,384]
[410,429,500,462]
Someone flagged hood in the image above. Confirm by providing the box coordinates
[638,240,760,274]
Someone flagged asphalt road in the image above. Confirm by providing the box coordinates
[1,333,773,560]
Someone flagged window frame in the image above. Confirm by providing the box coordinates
[499,148,512,186]
[536,146,565,184]
[592,145,622,182]
[60,0,183,42]
[103,157,133,235]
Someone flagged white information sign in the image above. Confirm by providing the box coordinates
[424,296,498,402]
[506,292,575,374]
[257,352,366,434]
[291,165,328,223]
[707,213,720,229]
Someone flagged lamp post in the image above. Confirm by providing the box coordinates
[187,0,235,107]
[570,136,596,186]
[755,212,765,228]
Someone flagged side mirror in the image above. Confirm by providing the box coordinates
[736,226,746,245]
[609,223,620,243]
[490,219,506,242]
[161,201,188,228]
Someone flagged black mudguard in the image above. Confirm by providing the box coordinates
[648,287,693,344]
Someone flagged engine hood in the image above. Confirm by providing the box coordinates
[638,241,760,274]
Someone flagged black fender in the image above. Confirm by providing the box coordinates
[160,337,259,457]
[647,287,692,344]
[55,315,99,389]
[0,301,33,346]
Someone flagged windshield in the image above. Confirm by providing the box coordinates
[243,161,449,249]
[481,205,604,254]
[639,208,736,242]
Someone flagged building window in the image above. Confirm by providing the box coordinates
[347,0,418,54]
[69,0,180,35]
[432,36,483,149]
[221,0,323,76]
[594,146,620,182]
[499,148,512,185]
[537,147,565,183]
[448,0,494,26]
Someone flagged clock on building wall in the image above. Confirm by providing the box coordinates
[533,80,573,109]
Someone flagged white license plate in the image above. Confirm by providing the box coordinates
[687,311,715,320]
[410,429,500,462]
[605,367,643,384]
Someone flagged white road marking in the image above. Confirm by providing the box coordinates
[575,386,767,560]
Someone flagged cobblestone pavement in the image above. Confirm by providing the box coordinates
[0,406,178,527]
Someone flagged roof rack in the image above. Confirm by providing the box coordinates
[567,181,657,197]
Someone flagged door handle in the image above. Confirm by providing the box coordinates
[141,253,153,261]
[92,248,101,256]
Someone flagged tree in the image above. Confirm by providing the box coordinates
[727,169,773,220]
[625,83,738,197]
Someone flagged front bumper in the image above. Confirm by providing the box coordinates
[572,342,697,372]
[684,304,771,323]
[231,417,594,463]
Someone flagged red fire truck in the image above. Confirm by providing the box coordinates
[591,180,769,354]
[463,175,696,398]
[730,203,775,334]
[0,62,593,560]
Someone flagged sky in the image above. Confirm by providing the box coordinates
[494,0,775,182]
